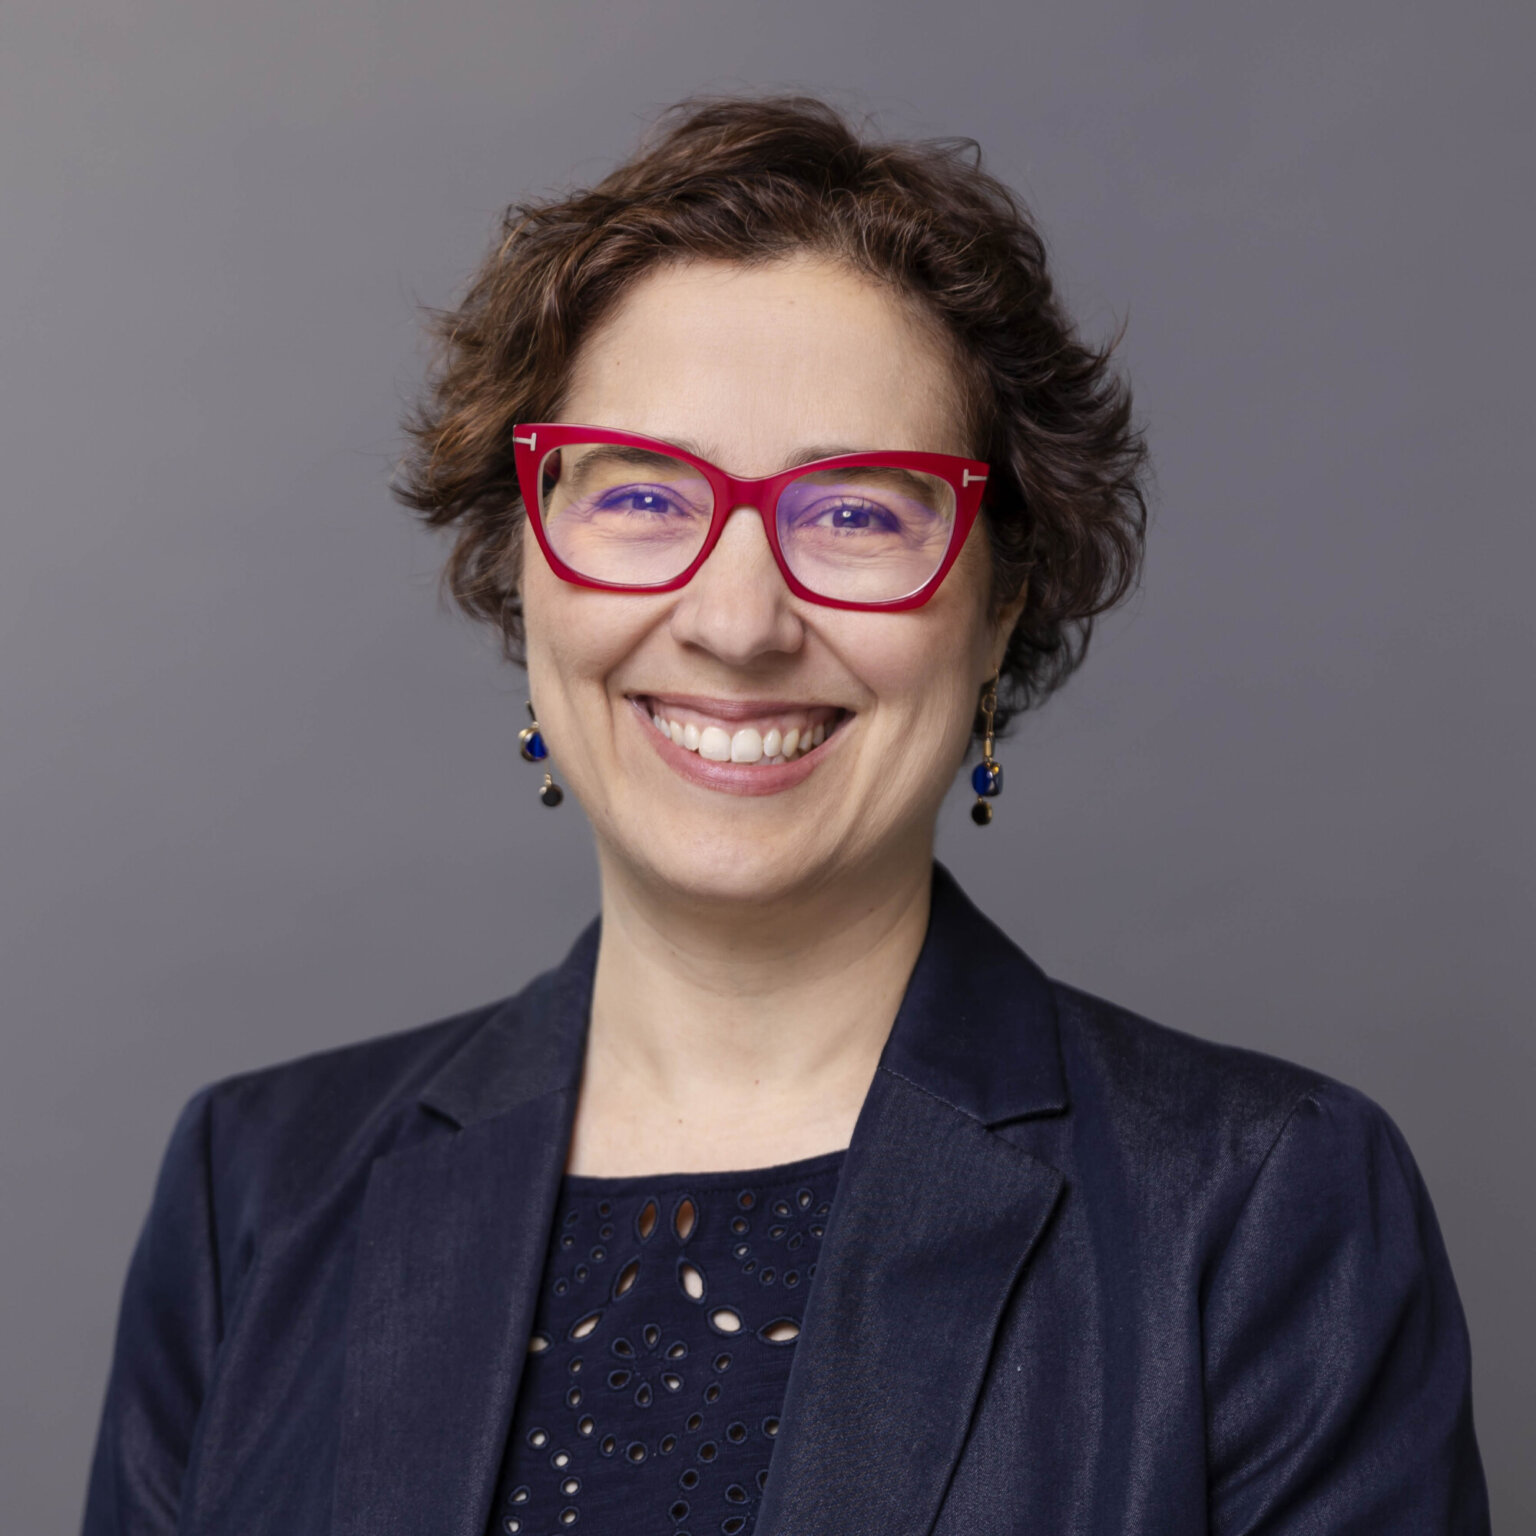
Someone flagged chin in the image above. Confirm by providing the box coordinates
[622,818,844,908]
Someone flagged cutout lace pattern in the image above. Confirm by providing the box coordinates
[490,1152,843,1536]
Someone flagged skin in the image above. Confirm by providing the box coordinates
[520,254,1024,1175]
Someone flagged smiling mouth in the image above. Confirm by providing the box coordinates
[629,695,851,766]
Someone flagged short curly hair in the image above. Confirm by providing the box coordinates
[395,94,1148,734]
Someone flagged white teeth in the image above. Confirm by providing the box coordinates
[730,727,764,764]
[644,703,839,765]
[698,726,732,762]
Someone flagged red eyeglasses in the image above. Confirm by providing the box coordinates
[511,424,989,611]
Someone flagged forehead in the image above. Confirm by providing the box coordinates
[560,255,971,475]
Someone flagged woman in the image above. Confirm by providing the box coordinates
[84,96,1489,1535]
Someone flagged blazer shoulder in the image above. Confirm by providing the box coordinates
[190,987,527,1239]
[208,998,495,1135]
[1047,977,1363,1173]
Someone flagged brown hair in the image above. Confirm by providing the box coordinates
[395,94,1148,734]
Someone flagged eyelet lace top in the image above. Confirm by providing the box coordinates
[487,1148,846,1536]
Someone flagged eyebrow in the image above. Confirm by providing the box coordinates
[782,444,861,469]
[557,437,948,504]
[637,436,927,476]
[791,463,944,501]
[558,444,700,497]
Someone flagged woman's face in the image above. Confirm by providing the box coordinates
[521,254,1014,906]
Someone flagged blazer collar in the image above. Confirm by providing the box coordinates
[877,860,1067,1125]
[417,916,599,1128]
[417,859,1067,1133]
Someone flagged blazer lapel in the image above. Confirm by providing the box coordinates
[332,922,599,1536]
[331,864,1067,1536]
[756,865,1069,1536]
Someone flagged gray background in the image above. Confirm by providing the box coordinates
[3,0,1531,1528]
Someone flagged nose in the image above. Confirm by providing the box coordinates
[666,506,805,664]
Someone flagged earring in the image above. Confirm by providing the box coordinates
[970,674,1002,826]
[519,702,564,808]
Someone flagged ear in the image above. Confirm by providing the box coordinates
[985,575,1029,681]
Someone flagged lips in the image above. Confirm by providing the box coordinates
[627,693,851,792]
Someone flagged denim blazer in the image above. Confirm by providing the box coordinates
[84,863,1490,1534]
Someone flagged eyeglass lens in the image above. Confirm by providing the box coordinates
[536,444,958,603]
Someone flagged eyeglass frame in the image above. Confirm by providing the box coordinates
[510,423,991,612]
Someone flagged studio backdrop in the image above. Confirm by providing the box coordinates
[2,0,1531,1529]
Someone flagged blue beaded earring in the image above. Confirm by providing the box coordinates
[970,674,1002,826]
[519,702,564,807]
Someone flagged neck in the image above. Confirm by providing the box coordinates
[566,839,934,1176]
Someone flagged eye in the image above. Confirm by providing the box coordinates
[824,503,879,531]
[592,484,699,518]
[797,497,901,534]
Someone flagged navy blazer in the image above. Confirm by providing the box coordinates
[85,864,1490,1534]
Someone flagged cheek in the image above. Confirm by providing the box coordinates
[850,593,994,778]
[878,543,995,701]
[520,570,574,728]
[522,541,608,675]
[521,553,667,723]
[521,558,610,734]
[847,607,990,747]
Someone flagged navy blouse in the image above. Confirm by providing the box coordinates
[488,1150,846,1536]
